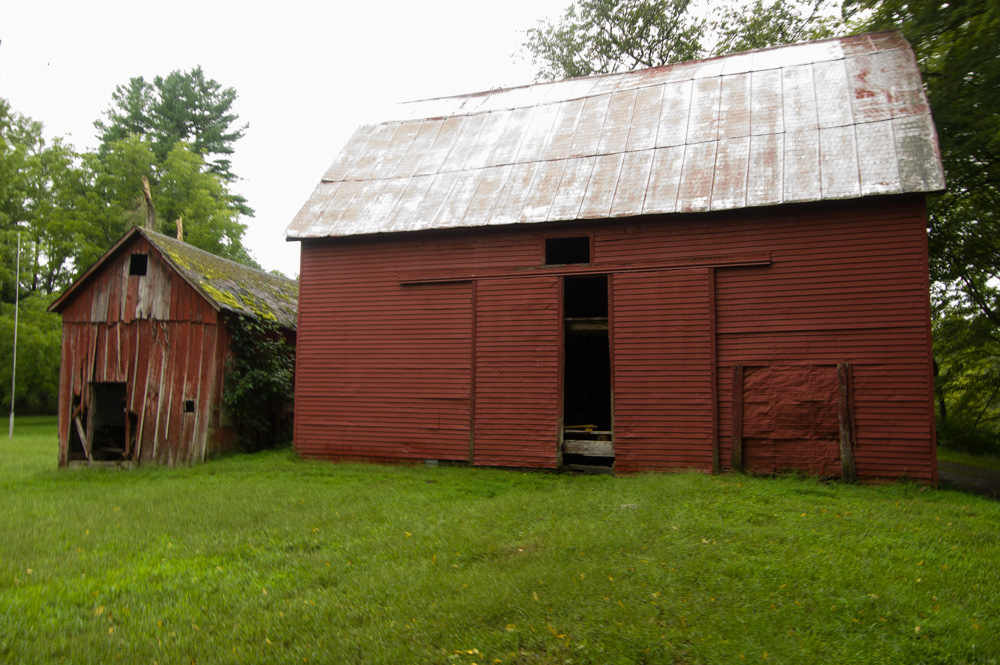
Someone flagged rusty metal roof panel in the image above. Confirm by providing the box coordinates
[611,149,655,217]
[547,157,594,221]
[287,30,945,240]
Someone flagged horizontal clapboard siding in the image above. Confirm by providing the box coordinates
[612,269,713,472]
[473,277,560,468]
[295,195,934,479]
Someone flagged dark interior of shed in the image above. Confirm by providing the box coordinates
[562,275,613,470]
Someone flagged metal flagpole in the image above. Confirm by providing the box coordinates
[9,232,20,439]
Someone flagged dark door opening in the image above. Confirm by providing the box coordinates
[562,275,613,470]
[89,382,134,462]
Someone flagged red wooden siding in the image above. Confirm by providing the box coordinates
[473,277,560,468]
[55,237,231,467]
[294,238,478,463]
[740,365,841,475]
[612,268,714,472]
[295,195,935,480]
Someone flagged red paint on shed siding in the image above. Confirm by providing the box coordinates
[53,235,234,467]
[473,277,560,468]
[294,195,935,480]
[612,269,714,472]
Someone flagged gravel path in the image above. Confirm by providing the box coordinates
[938,461,1000,501]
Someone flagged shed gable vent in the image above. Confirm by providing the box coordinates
[545,237,590,265]
[129,253,148,276]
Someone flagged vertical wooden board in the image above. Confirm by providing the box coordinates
[677,141,717,212]
[750,69,783,136]
[711,137,750,210]
[612,268,714,472]
[820,126,861,199]
[194,323,219,461]
[655,80,693,147]
[598,89,637,155]
[718,73,751,139]
[474,276,560,467]
[139,325,165,464]
[57,325,73,466]
[184,322,205,463]
[610,149,654,218]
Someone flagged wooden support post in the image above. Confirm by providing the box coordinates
[74,416,91,461]
[838,362,857,482]
[731,364,743,471]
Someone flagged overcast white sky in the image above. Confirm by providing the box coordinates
[1,0,571,277]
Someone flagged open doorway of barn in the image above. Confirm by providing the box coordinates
[561,275,613,471]
[67,382,137,463]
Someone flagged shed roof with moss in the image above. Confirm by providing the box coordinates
[50,227,298,330]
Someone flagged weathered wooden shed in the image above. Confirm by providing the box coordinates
[286,31,945,481]
[49,227,298,466]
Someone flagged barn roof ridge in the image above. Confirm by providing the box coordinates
[287,30,945,240]
[50,226,298,330]
[374,29,912,124]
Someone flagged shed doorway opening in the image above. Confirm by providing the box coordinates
[89,382,135,462]
[562,275,613,471]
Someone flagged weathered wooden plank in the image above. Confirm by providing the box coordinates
[731,364,743,470]
[563,439,614,457]
[838,362,857,482]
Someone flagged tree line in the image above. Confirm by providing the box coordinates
[1,67,254,414]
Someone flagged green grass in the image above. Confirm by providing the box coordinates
[2,417,999,664]
[937,447,1000,472]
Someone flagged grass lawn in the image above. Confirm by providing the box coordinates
[2,417,998,664]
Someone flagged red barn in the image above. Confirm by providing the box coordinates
[286,31,944,480]
[49,227,298,466]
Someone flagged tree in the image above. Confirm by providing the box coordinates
[95,66,252,216]
[845,0,1000,452]
[522,0,845,80]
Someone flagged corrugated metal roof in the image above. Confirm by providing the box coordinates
[286,30,945,240]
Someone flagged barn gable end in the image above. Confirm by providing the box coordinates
[287,31,942,480]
